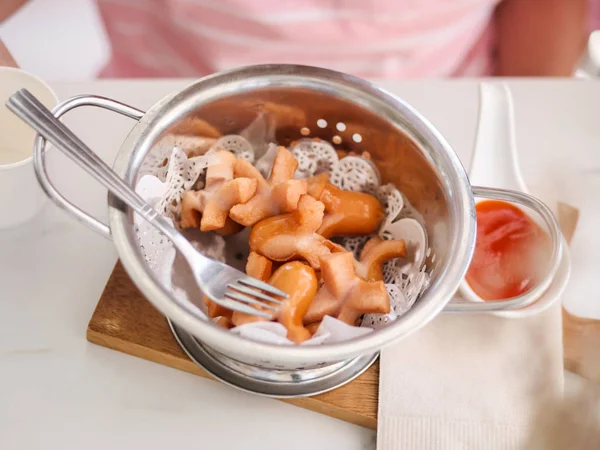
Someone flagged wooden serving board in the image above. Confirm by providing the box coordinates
[87,261,379,429]
[87,204,599,429]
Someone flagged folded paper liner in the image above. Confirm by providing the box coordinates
[377,203,577,450]
[134,134,430,348]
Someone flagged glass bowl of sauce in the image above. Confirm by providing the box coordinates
[459,198,571,318]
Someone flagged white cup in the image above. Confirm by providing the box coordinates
[0,67,58,229]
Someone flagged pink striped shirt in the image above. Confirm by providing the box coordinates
[96,0,500,79]
[96,0,596,79]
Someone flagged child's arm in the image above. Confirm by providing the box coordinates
[0,1,28,67]
[1,0,28,23]
[0,40,18,67]
[495,0,588,76]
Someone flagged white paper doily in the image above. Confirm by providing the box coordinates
[291,139,339,179]
[134,136,431,345]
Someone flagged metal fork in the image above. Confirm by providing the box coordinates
[7,89,286,319]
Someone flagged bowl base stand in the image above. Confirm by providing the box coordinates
[170,320,379,398]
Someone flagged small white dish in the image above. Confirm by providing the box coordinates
[0,67,58,229]
[459,82,571,318]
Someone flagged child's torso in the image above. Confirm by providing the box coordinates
[97,0,500,78]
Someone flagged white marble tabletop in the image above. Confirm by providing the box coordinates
[1,80,599,449]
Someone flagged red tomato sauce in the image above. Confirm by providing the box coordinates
[465,200,551,301]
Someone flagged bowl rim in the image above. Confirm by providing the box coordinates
[108,64,476,364]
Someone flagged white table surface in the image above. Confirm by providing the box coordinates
[1,79,599,449]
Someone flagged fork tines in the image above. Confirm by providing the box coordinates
[224,278,287,319]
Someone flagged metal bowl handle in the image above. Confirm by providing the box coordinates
[443,185,563,313]
[33,95,145,240]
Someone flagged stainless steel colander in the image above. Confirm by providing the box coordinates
[33,65,563,395]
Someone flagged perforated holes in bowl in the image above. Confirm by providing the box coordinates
[317,119,328,128]
[300,127,310,136]
[336,122,346,132]
[332,135,342,144]
[352,133,363,143]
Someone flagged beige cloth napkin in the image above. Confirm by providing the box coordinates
[377,299,564,449]
[377,204,580,449]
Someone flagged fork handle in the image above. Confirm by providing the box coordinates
[7,89,189,251]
